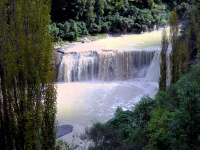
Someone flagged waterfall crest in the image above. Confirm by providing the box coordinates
[58,50,158,82]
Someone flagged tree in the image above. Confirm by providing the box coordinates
[0,0,56,149]
[133,96,156,129]
[170,9,180,84]
[0,1,13,149]
[94,0,105,18]
[51,0,87,22]
[180,28,190,74]
[159,29,169,91]
[169,82,200,149]
[193,7,200,58]
[84,0,95,26]
[148,107,173,150]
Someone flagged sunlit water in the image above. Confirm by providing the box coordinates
[56,80,158,126]
[56,29,167,126]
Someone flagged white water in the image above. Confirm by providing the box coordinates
[57,80,158,126]
[56,30,166,126]
[58,50,157,82]
[56,50,161,126]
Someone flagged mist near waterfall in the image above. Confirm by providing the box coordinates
[56,50,161,126]
[58,50,157,82]
[57,81,158,126]
[56,29,167,126]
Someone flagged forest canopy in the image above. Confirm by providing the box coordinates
[50,0,192,41]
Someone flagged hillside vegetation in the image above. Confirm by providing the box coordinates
[82,65,200,150]
[50,0,192,41]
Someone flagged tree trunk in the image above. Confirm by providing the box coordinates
[0,51,13,150]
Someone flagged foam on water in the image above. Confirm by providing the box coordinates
[56,80,158,126]
[56,29,170,126]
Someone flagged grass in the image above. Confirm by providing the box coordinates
[54,40,71,47]
[87,33,107,41]
[53,33,107,46]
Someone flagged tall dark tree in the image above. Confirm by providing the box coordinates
[159,29,169,91]
[0,1,13,149]
[0,0,57,149]
[193,8,200,58]
[180,28,190,74]
[170,9,180,84]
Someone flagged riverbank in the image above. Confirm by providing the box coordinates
[57,124,91,149]
[54,28,169,55]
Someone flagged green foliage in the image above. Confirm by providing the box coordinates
[177,65,200,88]
[170,9,180,84]
[133,96,156,128]
[50,0,193,42]
[55,139,79,150]
[135,9,154,31]
[83,96,156,149]
[0,0,56,149]
[77,21,89,36]
[107,14,135,32]
[177,2,190,19]
[126,96,156,149]
[180,28,190,75]
[50,23,62,42]
[126,127,148,150]
[170,82,200,149]
[85,64,200,150]
[94,0,105,17]
[149,67,200,149]
[193,9,200,58]
[50,20,89,41]
[148,108,173,150]
[159,29,169,91]
[151,4,168,26]
[85,122,124,150]
[108,107,134,137]
[51,0,185,41]
[183,5,200,60]
[83,108,135,150]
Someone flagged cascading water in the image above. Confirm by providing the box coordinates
[145,51,161,82]
[58,50,158,82]
[56,48,162,127]
[56,29,170,144]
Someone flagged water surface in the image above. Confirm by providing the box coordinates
[57,80,158,126]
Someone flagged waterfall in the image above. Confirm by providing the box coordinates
[145,51,161,82]
[58,50,159,82]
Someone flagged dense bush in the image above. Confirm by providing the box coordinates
[50,0,193,42]
[50,20,88,41]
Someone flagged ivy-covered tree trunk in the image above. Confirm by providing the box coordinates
[0,0,57,149]
[159,29,169,91]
